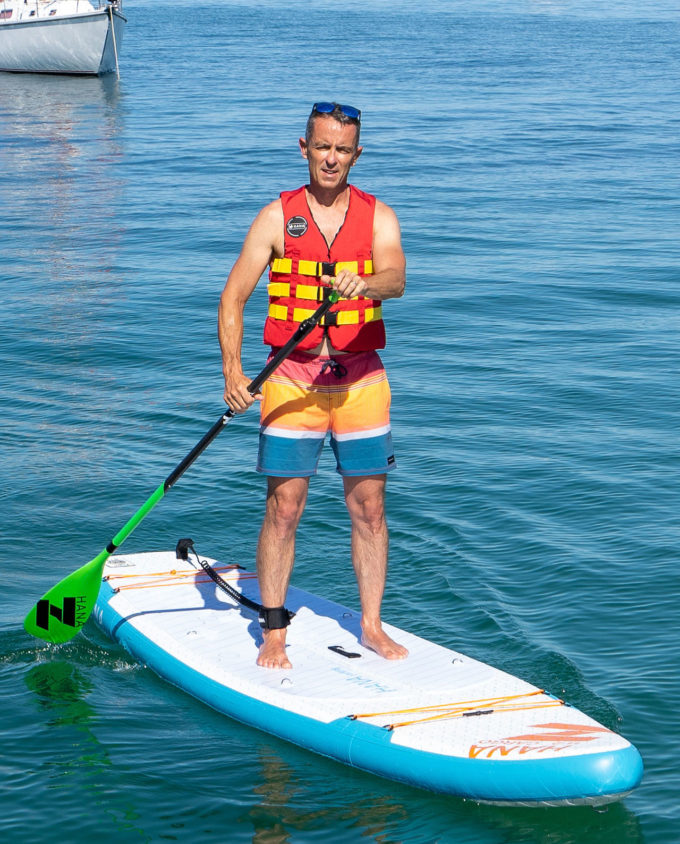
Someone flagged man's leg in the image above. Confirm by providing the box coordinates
[256,475,309,669]
[343,475,408,660]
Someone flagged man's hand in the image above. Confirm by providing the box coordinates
[324,269,368,299]
[223,371,263,414]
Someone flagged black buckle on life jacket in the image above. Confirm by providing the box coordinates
[323,309,338,326]
[318,284,335,303]
[320,261,336,277]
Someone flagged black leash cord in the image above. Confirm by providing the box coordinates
[176,538,263,614]
[175,539,295,629]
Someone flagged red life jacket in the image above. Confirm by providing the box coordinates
[263,185,386,352]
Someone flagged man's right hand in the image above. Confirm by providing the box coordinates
[223,371,263,414]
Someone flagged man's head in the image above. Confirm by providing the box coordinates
[305,102,361,147]
[300,102,363,192]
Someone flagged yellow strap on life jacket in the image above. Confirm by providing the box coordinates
[267,282,324,300]
[267,282,360,301]
[268,303,382,326]
[270,258,373,276]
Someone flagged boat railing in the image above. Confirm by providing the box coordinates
[0,0,122,23]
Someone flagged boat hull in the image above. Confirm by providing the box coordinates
[0,9,125,75]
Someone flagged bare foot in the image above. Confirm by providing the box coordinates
[257,628,292,669]
[361,625,409,660]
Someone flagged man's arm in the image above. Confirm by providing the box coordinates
[328,199,406,301]
[218,200,282,413]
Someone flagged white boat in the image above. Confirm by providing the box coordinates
[0,0,126,76]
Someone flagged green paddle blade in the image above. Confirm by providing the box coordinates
[23,549,110,644]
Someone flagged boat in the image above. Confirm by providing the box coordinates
[0,0,126,76]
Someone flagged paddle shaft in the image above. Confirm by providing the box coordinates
[24,292,338,642]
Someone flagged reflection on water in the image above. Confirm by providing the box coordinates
[24,660,111,795]
[239,739,645,844]
[239,744,645,844]
[22,659,150,839]
[244,745,409,844]
[466,797,646,844]
[1,71,127,473]
[0,71,125,295]
[25,659,96,728]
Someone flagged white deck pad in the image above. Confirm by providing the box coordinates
[94,550,643,806]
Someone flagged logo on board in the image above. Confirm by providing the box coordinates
[286,215,308,237]
[468,723,612,759]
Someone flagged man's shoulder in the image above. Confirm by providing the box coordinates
[373,197,400,225]
[349,184,376,205]
[280,185,307,203]
[253,196,284,228]
[349,185,396,218]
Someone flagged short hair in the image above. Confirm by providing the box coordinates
[305,103,361,147]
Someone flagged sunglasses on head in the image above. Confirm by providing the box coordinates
[311,102,361,121]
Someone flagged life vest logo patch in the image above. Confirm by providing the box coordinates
[286,215,308,238]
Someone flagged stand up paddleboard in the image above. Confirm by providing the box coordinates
[94,548,642,806]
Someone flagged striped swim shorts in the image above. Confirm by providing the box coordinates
[257,350,396,477]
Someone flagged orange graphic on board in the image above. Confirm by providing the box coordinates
[468,723,612,759]
[503,723,612,742]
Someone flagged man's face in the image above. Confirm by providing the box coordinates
[300,115,362,191]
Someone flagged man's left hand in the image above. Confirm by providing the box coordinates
[324,269,368,299]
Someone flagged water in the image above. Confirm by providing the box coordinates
[2,1,679,841]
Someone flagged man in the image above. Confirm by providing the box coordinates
[218,102,408,669]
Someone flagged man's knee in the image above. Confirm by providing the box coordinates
[265,478,308,532]
[345,479,387,533]
[354,502,386,534]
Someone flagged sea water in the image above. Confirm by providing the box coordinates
[1,1,678,841]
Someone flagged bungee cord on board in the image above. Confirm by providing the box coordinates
[349,689,566,730]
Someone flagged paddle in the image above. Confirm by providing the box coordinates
[24,291,339,644]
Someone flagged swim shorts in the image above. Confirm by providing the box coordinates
[257,350,396,477]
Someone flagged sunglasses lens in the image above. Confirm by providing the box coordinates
[340,105,361,120]
[312,102,335,114]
